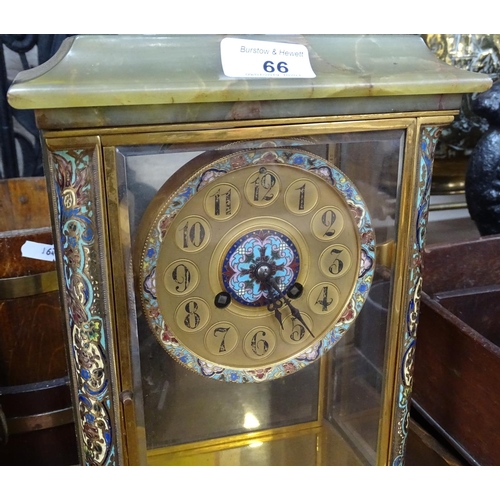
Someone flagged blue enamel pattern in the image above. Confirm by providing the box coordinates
[222,229,300,307]
[51,148,116,465]
[391,126,441,465]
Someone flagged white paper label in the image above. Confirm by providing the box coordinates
[21,241,56,262]
[220,38,316,79]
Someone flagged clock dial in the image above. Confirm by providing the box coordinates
[137,147,375,382]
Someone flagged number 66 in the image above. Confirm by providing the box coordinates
[263,61,288,73]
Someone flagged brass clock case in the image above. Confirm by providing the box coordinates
[136,147,375,382]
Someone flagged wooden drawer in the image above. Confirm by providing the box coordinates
[413,235,500,465]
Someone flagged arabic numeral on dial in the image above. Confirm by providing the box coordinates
[312,207,343,241]
[296,183,306,211]
[251,330,269,356]
[244,328,275,359]
[329,248,344,275]
[315,286,333,312]
[309,283,339,314]
[181,220,205,248]
[212,188,221,216]
[211,188,232,216]
[172,263,191,292]
[205,322,238,355]
[252,170,276,202]
[321,209,337,237]
[164,261,200,296]
[176,298,209,333]
[285,179,318,215]
[245,168,280,206]
[319,245,351,279]
[184,301,200,329]
[214,326,230,353]
[205,183,240,221]
[290,319,306,342]
[282,313,312,345]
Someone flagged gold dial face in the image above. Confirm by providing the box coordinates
[137,147,375,383]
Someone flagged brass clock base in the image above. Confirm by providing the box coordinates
[147,420,366,466]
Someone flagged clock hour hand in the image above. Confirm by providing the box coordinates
[269,278,315,339]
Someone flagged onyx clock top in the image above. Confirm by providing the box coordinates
[8,34,492,110]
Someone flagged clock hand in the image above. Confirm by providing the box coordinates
[256,263,285,329]
[269,278,315,339]
[265,282,285,329]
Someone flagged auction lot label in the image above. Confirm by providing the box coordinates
[21,241,55,262]
[221,37,316,78]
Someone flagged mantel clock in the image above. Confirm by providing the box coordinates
[8,35,491,466]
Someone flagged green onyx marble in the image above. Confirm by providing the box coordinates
[8,35,492,111]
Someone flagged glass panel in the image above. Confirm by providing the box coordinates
[114,128,403,464]
[324,131,403,465]
[138,333,320,448]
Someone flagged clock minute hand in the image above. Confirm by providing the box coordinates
[265,282,285,329]
[269,278,315,339]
